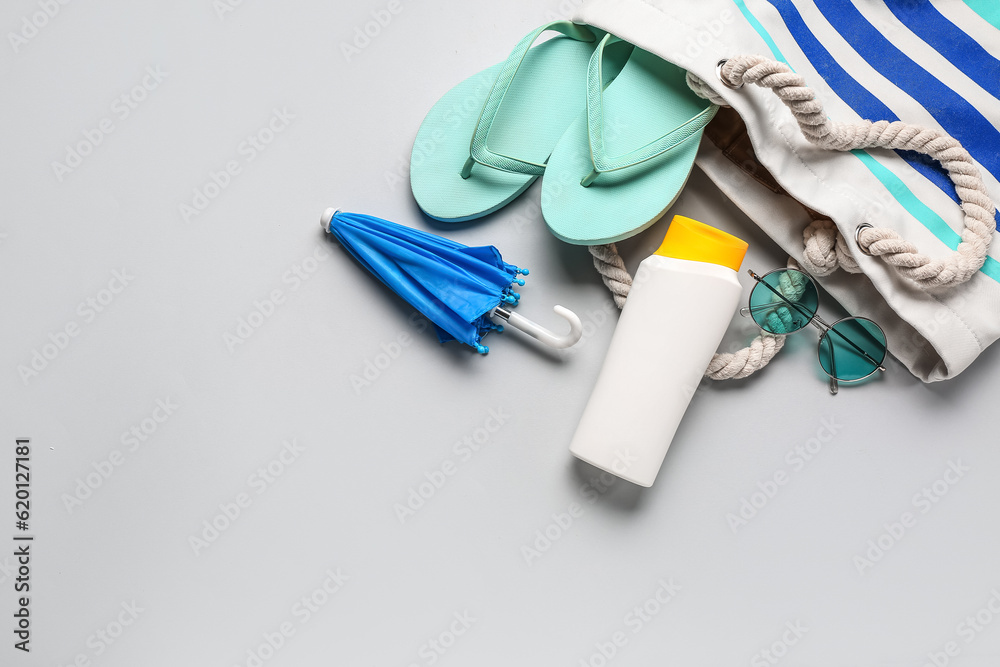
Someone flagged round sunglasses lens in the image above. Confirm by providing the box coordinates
[817,317,887,381]
[748,269,819,334]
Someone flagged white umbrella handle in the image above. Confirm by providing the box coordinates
[491,305,583,349]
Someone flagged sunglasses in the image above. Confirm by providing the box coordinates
[740,268,887,394]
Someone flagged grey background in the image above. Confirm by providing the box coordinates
[3,1,999,665]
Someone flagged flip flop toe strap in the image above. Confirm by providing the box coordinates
[581,35,718,187]
[461,21,597,179]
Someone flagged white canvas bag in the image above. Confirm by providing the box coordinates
[575,0,1000,381]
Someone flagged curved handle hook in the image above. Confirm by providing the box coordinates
[491,305,583,349]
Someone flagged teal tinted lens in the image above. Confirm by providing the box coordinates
[748,269,819,334]
[818,317,887,381]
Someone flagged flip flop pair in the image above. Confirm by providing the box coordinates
[410,25,717,244]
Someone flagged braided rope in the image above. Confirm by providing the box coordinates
[589,243,789,380]
[799,218,863,277]
[706,330,785,379]
[588,243,632,309]
[586,54,996,381]
[710,55,996,290]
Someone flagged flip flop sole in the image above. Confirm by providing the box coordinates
[410,36,598,223]
[541,51,713,244]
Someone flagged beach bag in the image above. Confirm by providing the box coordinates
[574,0,1000,382]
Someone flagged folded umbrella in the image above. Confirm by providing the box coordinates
[320,209,582,354]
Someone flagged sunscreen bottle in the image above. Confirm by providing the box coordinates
[569,215,748,487]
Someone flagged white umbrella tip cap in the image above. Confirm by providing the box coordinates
[320,208,337,232]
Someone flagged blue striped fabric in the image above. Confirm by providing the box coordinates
[885,0,1000,101]
[765,0,958,204]
[745,0,1000,282]
[815,0,1000,181]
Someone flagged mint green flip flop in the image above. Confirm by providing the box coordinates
[410,22,604,223]
[541,35,718,245]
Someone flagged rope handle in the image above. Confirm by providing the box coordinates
[587,243,789,380]
[587,54,997,381]
[698,55,996,290]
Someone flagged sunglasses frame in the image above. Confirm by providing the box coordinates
[742,268,887,394]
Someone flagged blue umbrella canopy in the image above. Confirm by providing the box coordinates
[322,209,530,353]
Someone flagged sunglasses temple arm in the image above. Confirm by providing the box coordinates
[744,304,831,335]
[750,270,885,372]
[824,337,840,395]
[741,304,824,323]
[749,270,884,385]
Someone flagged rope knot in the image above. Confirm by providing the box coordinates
[800,219,839,276]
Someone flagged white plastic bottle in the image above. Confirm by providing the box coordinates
[569,215,748,487]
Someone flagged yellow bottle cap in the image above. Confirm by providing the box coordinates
[654,215,748,272]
